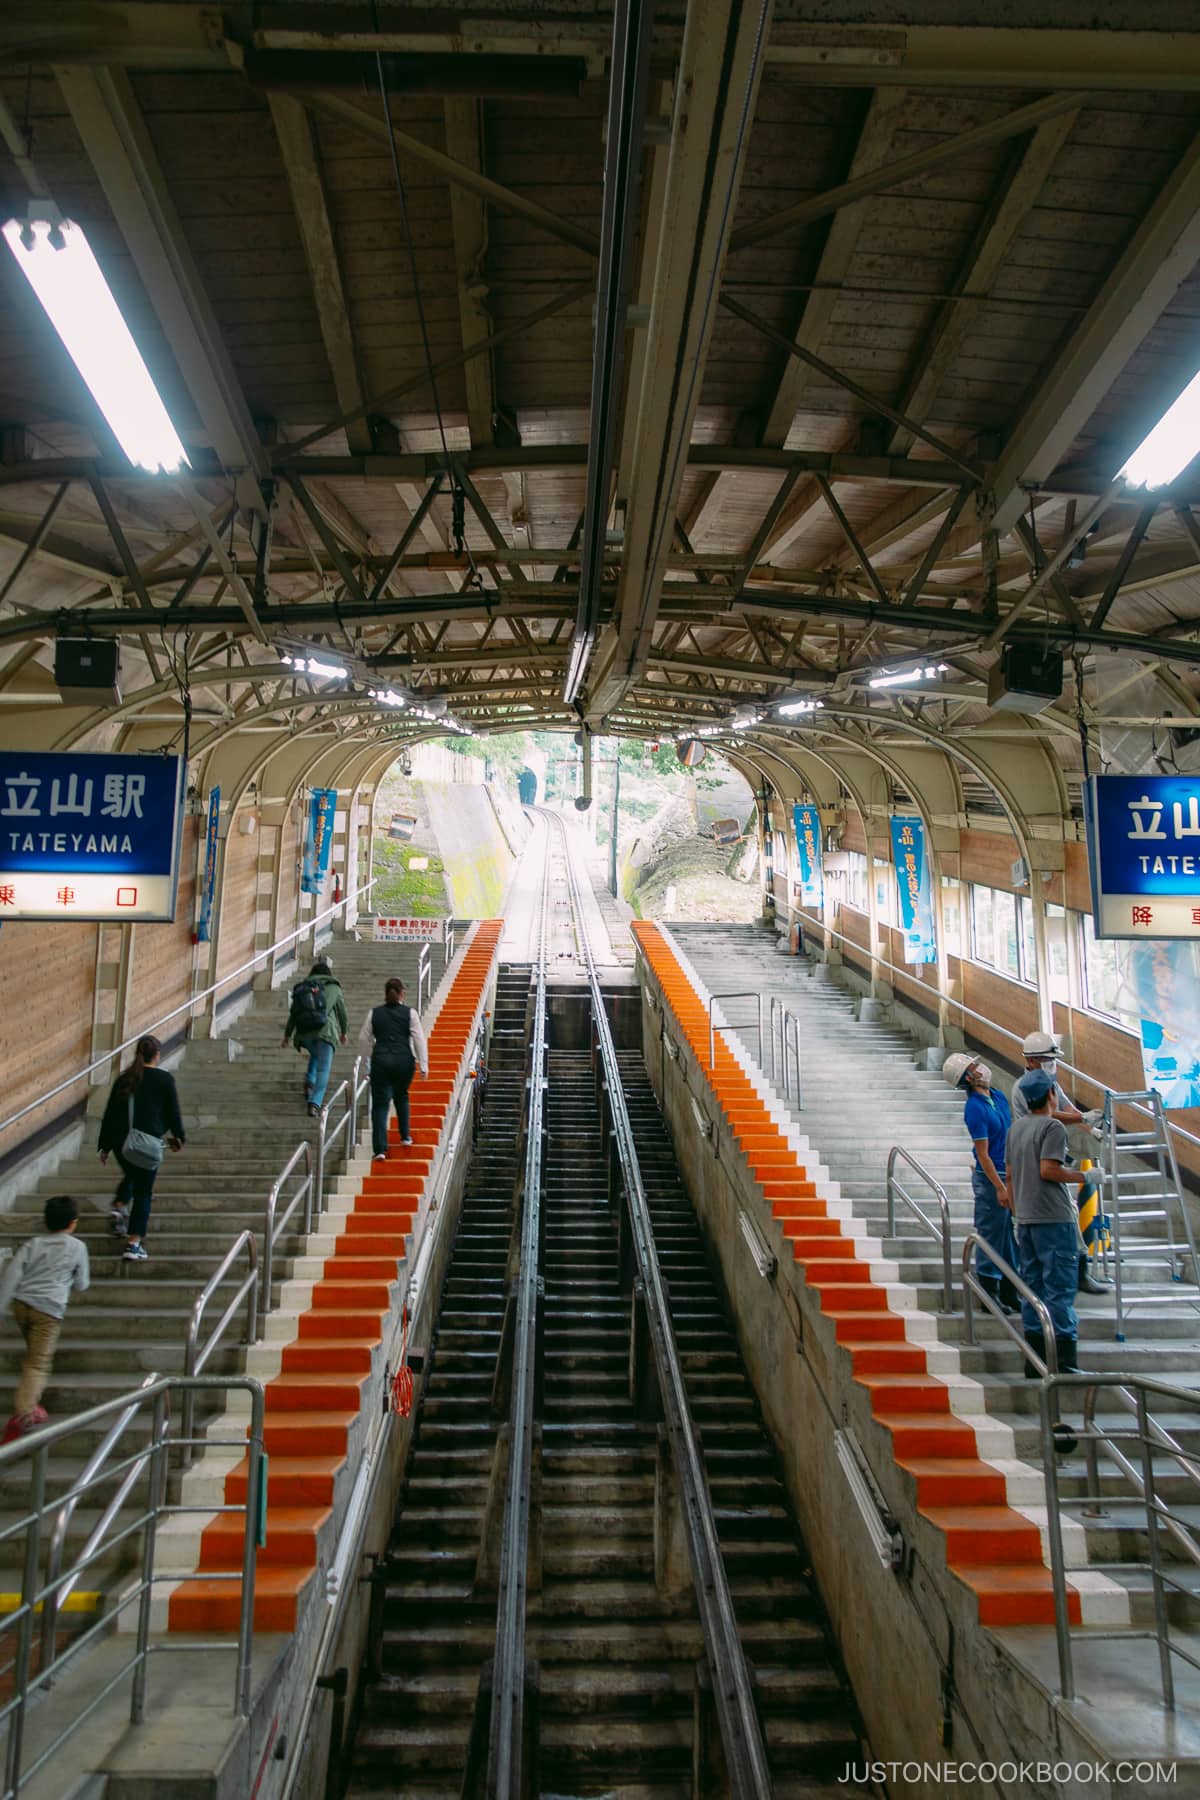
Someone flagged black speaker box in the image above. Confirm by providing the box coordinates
[54,638,121,707]
[987,641,1062,714]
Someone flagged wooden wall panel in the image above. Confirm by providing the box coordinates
[0,920,97,1159]
[127,816,198,1039]
[216,821,259,983]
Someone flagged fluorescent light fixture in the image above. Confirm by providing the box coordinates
[1119,365,1200,489]
[776,698,825,717]
[868,663,948,690]
[3,216,188,473]
[369,687,408,708]
[282,653,347,680]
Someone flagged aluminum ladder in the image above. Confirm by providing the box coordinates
[1100,1089,1200,1341]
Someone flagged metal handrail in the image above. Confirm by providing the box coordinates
[556,815,773,1798]
[263,1139,314,1310]
[800,907,1200,1160]
[38,1371,159,1670]
[1041,1371,1200,1709]
[0,878,374,1142]
[766,996,802,1104]
[1082,1379,1200,1520]
[486,813,550,1796]
[181,1229,260,1456]
[445,922,456,969]
[417,942,432,1014]
[314,1056,367,1213]
[0,1375,265,1799]
[962,1231,1058,1375]
[707,989,763,1070]
[887,1146,954,1312]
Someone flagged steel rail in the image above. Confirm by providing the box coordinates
[485,810,551,1794]
[547,808,773,1798]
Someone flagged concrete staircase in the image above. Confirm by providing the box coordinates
[648,923,1200,1634]
[0,925,450,1615]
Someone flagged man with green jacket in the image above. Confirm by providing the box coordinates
[281,956,349,1116]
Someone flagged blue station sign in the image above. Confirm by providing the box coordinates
[1085,774,1200,939]
[0,751,184,922]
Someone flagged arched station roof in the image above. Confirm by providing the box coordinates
[3,1,1200,828]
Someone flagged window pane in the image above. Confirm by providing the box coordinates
[1083,912,1122,1017]
[1019,896,1037,985]
[940,876,963,958]
[1044,903,1071,1004]
[971,884,1020,978]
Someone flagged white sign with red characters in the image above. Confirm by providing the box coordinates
[372,916,444,943]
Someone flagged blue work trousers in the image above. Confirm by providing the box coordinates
[304,1038,335,1107]
[1018,1220,1079,1339]
[971,1166,1017,1282]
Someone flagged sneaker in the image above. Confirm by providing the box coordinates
[123,1242,149,1262]
[372,1152,387,1163]
[308,1103,320,1119]
[3,1407,47,1443]
[401,1137,414,1147]
[110,1205,129,1236]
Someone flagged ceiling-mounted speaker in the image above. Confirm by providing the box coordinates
[987,641,1063,715]
[54,638,121,707]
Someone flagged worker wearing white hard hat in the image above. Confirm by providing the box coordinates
[943,1052,1019,1314]
[1013,1031,1108,1297]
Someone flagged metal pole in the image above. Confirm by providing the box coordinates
[131,1389,169,1724]
[1040,1377,1075,1702]
[238,1387,265,1717]
[1137,1385,1176,1707]
[6,1439,46,1791]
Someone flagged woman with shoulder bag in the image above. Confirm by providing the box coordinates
[357,978,429,1160]
[98,1035,185,1262]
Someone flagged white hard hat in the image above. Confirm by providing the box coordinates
[942,1052,979,1089]
[1022,1030,1060,1057]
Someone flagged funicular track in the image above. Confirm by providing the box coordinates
[343,815,866,1799]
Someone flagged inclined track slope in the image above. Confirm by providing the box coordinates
[346,812,867,1796]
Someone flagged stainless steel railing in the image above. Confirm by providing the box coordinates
[767,995,803,1105]
[0,1375,265,1800]
[1041,1371,1200,1709]
[315,1056,368,1214]
[707,989,763,1071]
[181,1229,260,1458]
[962,1230,1058,1375]
[887,1145,953,1312]
[38,1371,159,1671]
[263,1140,314,1309]
[417,942,433,1014]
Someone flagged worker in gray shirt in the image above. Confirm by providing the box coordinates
[1006,1070,1092,1418]
[1014,1031,1108,1296]
[0,1195,89,1442]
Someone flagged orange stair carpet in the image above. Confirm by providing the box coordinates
[632,922,1080,1631]
[169,920,504,1633]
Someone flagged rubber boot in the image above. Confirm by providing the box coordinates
[1078,1253,1110,1297]
[1022,1329,1045,1379]
[980,1274,1016,1316]
[1051,1335,1079,1455]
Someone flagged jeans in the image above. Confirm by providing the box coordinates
[1018,1219,1079,1339]
[12,1300,60,1414]
[114,1152,158,1240]
[371,1054,415,1154]
[304,1038,335,1108]
[971,1167,1018,1282]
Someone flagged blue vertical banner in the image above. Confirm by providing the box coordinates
[196,786,220,943]
[792,804,824,907]
[302,787,338,896]
[890,815,937,964]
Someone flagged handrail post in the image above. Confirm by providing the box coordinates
[238,1385,265,1716]
[131,1388,169,1725]
[1040,1375,1075,1703]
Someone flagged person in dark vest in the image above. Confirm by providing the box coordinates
[97,1035,185,1261]
[358,978,429,1160]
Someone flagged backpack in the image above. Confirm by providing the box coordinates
[291,978,328,1036]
